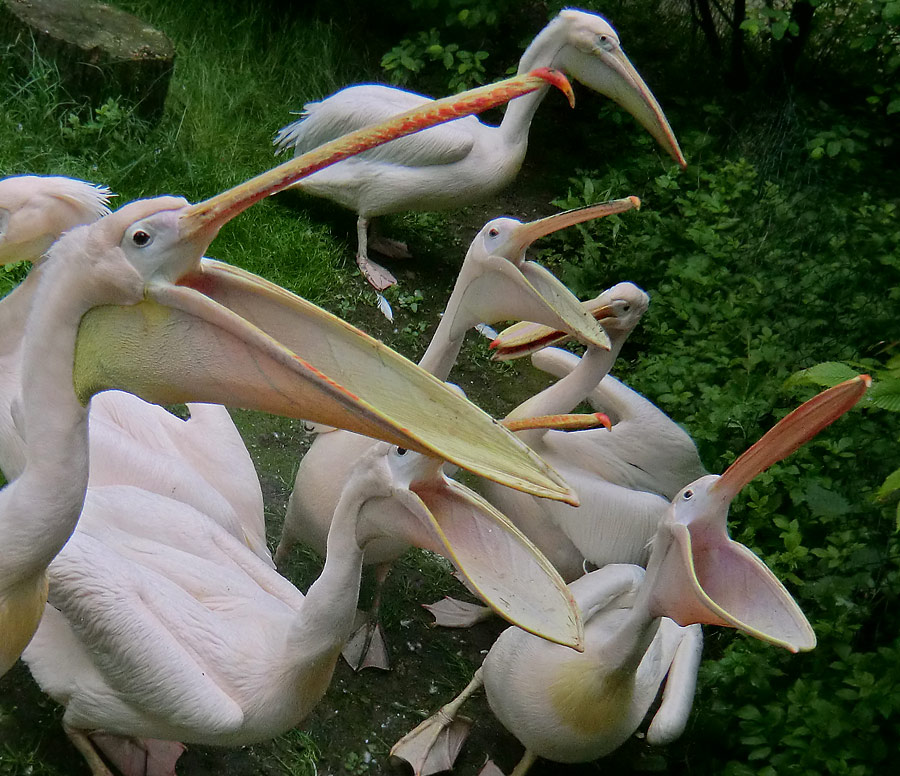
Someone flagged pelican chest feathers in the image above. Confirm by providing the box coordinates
[274,9,684,292]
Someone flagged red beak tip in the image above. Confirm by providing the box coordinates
[488,339,500,350]
[594,412,613,431]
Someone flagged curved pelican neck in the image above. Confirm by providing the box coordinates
[288,473,371,655]
[1,258,92,579]
[507,340,625,423]
[0,267,42,357]
[498,18,569,149]
[418,260,487,380]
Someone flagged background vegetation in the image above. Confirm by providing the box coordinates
[1,0,898,774]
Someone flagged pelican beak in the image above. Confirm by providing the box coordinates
[383,476,585,650]
[490,296,622,360]
[73,260,577,503]
[508,197,640,351]
[570,44,686,168]
[176,67,575,249]
[650,376,871,652]
[462,197,640,352]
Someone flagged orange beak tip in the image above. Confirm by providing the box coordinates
[628,196,642,210]
[531,67,576,108]
[594,412,613,431]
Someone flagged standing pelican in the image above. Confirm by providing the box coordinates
[274,9,685,293]
[275,197,639,670]
[393,377,870,776]
[0,68,582,679]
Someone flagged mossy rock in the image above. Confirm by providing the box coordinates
[0,0,174,120]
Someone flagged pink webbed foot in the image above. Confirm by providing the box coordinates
[424,597,493,628]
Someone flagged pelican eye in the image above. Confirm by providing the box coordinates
[683,488,694,500]
[622,303,631,312]
[396,447,408,456]
[131,229,152,247]
[488,227,500,238]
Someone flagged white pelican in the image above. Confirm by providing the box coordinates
[0,68,583,679]
[275,197,639,670]
[274,9,685,293]
[0,176,270,562]
[481,282,671,582]
[392,377,870,775]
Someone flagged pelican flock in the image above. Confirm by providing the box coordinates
[0,6,873,776]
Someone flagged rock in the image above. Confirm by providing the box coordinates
[0,0,175,120]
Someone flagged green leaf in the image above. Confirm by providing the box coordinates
[877,467,900,500]
[888,98,900,115]
[788,362,860,388]
[803,483,852,518]
[869,379,900,412]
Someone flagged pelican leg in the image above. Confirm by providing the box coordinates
[63,725,116,776]
[391,667,483,776]
[341,562,391,671]
[356,216,398,292]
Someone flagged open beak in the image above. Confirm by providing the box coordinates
[465,197,640,352]
[650,376,870,652]
[572,45,686,168]
[383,476,585,650]
[71,71,585,505]
[490,295,623,360]
[505,197,640,351]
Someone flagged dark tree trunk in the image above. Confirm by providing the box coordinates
[776,0,816,83]
[0,0,174,121]
[693,0,723,61]
[727,0,749,89]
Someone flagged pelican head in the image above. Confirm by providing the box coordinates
[352,442,584,650]
[0,176,112,265]
[489,280,650,360]
[448,198,642,350]
[648,376,871,652]
[551,10,686,168]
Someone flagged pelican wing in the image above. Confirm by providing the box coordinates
[38,531,246,735]
[276,85,477,168]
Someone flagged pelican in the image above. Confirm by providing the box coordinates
[392,377,870,776]
[0,176,271,562]
[274,9,685,294]
[482,282,674,582]
[275,197,639,670]
[0,68,582,679]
